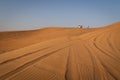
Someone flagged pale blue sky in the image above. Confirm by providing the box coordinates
[0,0,120,31]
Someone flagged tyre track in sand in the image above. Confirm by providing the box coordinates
[84,42,117,80]
[93,32,120,63]
[0,42,71,80]
[0,23,120,80]
[0,38,71,65]
[88,29,120,79]
[0,47,49,65]
[0,37,71,64]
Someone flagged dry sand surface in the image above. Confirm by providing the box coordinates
[0,22,120,80]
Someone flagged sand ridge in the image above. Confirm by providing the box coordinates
[0,22,120,80]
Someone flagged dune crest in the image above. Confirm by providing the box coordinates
[0,22,120,80]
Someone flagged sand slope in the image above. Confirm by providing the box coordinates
[0,27,96,53]
[0,22,120,80]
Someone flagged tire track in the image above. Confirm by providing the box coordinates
[0,47,50,65]
[65,35,81,80]
[0,45,70,80]
[98,60,118,80]
[73,42,96,80]
[74,45,81,80]
[107,31,120,54]
[64,36,71,80]
[0,51,6,54]
[64,45,80,80]
[83,44,95,80]
[0,49,16,55]
[107,33,116,51]
[91,33,118,80]
[93,35,120,63]
[84,42,117,80]
[106,32,120,60]
[0,37,71,65]
[33,66,58,80]
[64,45,70,80]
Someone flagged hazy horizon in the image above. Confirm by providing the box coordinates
[0,0,120,31]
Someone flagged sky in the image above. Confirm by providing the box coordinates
[0,0,120,31]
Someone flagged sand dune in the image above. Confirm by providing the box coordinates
[0,22,120,80]
[0,27,96,53]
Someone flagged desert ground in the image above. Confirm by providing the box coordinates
[0,22,120,80]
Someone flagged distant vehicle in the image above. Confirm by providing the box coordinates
[78,25,83,28]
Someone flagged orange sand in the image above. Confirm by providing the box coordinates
[0,22,120,80]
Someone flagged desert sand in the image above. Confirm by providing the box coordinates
[0,22,120,80]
